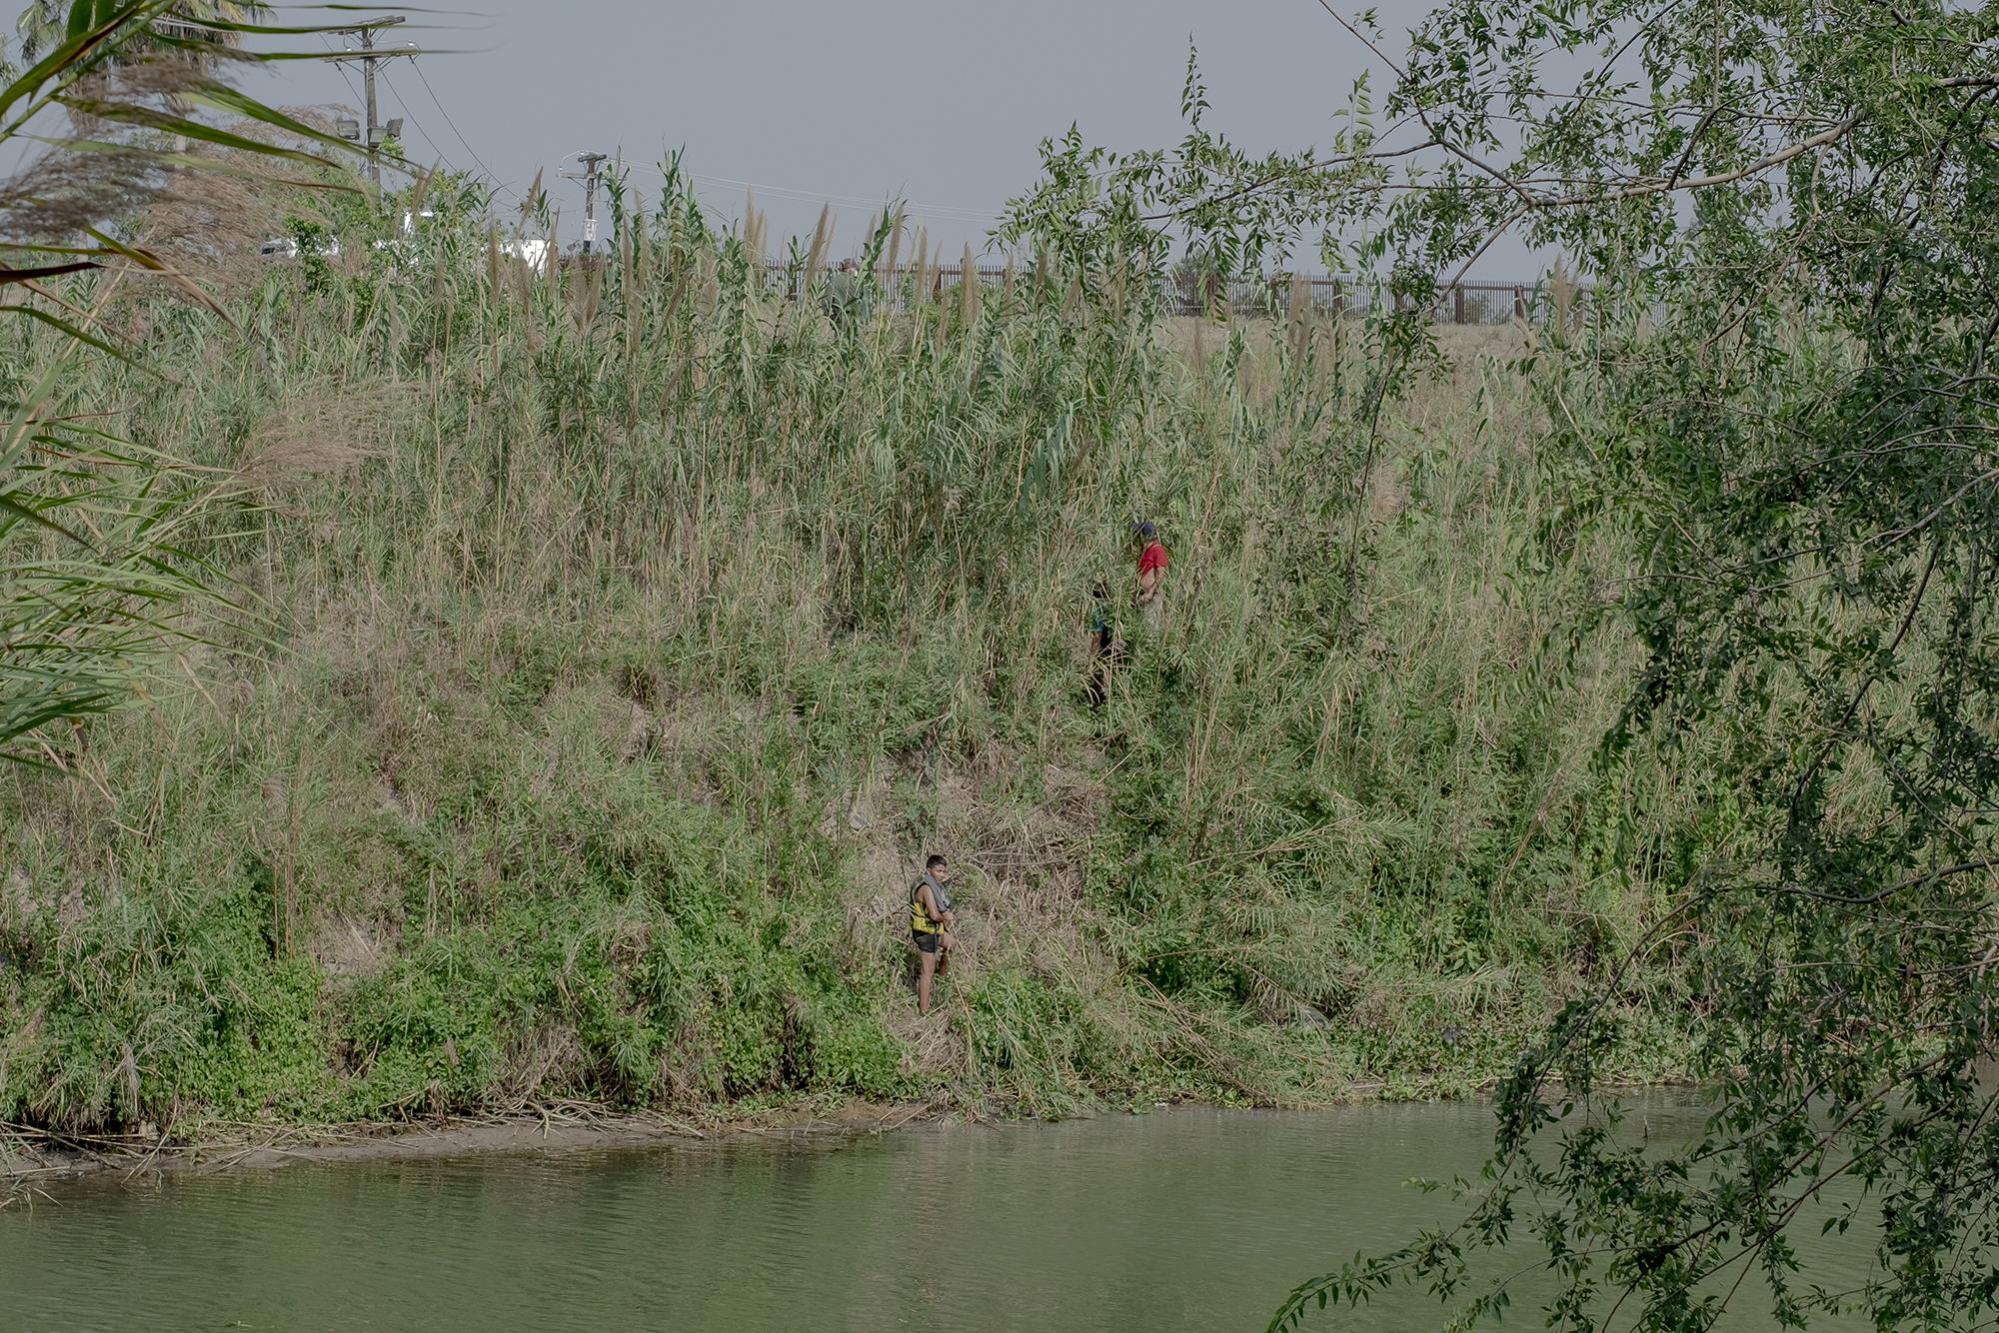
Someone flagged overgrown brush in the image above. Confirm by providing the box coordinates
[0,167,1708,1136]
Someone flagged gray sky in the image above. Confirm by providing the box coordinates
[253,0,1539,277]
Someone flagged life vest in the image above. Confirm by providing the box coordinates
[910,874,952,935]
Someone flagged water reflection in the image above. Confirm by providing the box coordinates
[0,1102,1875,1332]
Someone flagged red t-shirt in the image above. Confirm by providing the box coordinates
[1139,541,1169,576]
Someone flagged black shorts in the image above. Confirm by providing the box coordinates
[912,930,941,954]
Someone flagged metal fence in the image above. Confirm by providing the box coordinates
[1154,274,1549,323]
[750,263,1567,325]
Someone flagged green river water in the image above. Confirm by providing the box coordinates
[0,1101,1879,1332]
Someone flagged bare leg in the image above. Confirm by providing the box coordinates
[936,932,954,978]
[918,949,938,1016]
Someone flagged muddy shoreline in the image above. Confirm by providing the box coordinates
[0,1097,962,1189]
[2,1074,1669,1191]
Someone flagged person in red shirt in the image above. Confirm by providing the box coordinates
[1134,520,1169,629]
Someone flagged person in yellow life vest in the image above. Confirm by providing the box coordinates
[910,853,957,1016]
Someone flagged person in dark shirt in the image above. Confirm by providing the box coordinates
[1085,580,1120,708]
[909,853,957,1016]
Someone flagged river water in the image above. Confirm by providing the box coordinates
[0,1101,1878,1332]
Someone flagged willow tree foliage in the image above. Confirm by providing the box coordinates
[1010,2,1999,1328]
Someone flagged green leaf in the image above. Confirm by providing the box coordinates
[0,303,146,370]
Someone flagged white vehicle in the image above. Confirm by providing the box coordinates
[371,209,438,252]
[502,237,550,272]
[258,234,342,260]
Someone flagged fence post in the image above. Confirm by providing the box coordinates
[1453,285,1466,325]
[1513,285,1527,321]
[1331,277,1344,318]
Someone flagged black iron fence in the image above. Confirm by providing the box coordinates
[744,263,1571,325]
[1158,274,1560,323]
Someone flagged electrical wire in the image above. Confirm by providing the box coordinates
[318,33,516,203]
[320,33,366,113]
[410,58,514,198]
[378,67,455,172]
[318,33,442,187]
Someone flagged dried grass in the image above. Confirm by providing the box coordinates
[234,384,405,488]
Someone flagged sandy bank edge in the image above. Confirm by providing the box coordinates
[0,1097,962,1189]
[3,1072,1675,1191]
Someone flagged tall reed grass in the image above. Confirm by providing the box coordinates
[0,172,1713,1133]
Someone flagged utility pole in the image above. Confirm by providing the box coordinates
[332,16,409,188]
[563,152,610,254]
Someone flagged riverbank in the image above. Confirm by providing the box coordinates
[0,1098,953,1188]
[0,182,1716,1141]
[3,1061,1704,1192]
[0,1089,1385,1188]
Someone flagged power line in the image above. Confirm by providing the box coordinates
[317,25,529,216]
[378,68,453,170]
[409,58,513,197]
[321,33,366,109]
[325,29,516,204]
[329,15,413,187]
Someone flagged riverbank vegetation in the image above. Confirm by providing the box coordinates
[0,156,1735,1139]
[5,5,1994,1332]
[1065,4,1999,1330]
